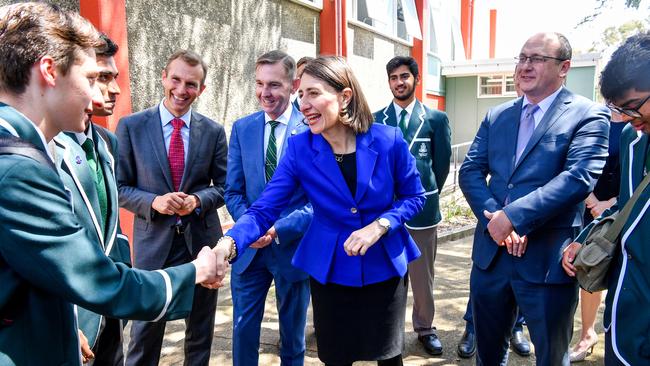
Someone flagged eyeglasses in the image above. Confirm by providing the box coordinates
[606,94,650,118]
[515,55,568,65]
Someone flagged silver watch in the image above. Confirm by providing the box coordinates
[376,217,391,234]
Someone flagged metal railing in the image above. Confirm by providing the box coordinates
[444,141,472,194]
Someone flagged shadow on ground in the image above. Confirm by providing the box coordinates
[123,235,605,365]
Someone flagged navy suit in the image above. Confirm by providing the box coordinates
[225,106,312,366]
[227,123,425,286]
[117,106,227,366]
[459,88,610,365]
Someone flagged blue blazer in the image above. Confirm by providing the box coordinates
[227,123,426,287]
[459,88,610,284]
[224,106,312,282]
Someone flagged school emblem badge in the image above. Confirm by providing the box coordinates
[418,143,428,158]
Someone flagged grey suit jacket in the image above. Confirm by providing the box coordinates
[117,106,227,270]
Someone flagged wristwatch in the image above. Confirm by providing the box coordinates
[376,217,391,235]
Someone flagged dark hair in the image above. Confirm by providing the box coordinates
[165,49,208,86]
[296,56,314,69]
[385,56,419,79]
[302,56,374,134]
[554,32,572,61]
[0,2,101,94]
[96,33,119,58]
[256,50,296,82]
[600,31,650,101]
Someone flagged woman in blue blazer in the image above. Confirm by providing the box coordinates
[214,57,425,365]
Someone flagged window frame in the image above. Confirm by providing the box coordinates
[347,0,413,44]
[477,74,517,98]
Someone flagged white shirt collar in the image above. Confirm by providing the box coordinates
[159,100,192,128]
[264,102,292,126]
[522,86,563,114]
[393,99,416,118]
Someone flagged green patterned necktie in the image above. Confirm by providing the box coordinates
[81,139,108,233]
[398,109,408,136]
[265,120,280,182]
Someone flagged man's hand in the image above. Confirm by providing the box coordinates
[502,231,528,257]
[484,209,514,245]
[343,221,384,256]
[589,197,616,219]
[192,246,223,288]
[562,242,582,277]
[176,194,201,216]
[250,226,277,249]
[78,329,94,363]
[152,192,188,215]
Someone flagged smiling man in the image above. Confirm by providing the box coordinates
[562,31,650,366]
[224,50,312,366]
[374,56,451,356]
[116,50,227,366]
[459,32,610,365]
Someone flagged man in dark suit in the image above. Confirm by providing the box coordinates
[459,32,610,365]
[563,31,650,366]
[53,33,131,365]
[0,4,220,365]
[225,50,312,366]
[117,50,228,366]
[374,56,451,355]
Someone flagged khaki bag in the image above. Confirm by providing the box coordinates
[573,173,650,292]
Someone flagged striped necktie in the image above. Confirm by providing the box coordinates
[265,120,280,182]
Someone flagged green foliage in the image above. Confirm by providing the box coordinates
[590,19,649,52]
[577,0,645,26]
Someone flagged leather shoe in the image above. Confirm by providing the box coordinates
[457,330,476,358]
[418,333,443,356]
[510,329,531,357]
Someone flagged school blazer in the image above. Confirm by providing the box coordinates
[227,123,426,287]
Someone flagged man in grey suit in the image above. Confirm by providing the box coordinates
[117,50,228,366]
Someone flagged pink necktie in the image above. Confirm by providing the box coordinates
[168,118,185,191]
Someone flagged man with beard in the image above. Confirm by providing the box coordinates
[52,33,129,365]
[374,55,451,355]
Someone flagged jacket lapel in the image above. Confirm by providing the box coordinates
[628,132,648,197]
[281,105,305,158]
[311,134,356,204]
[182,112,204,191]
[514,88,571,170]
[504,98,524,178]
[380,104,397,127]
[146,109,174,191]
[55,135,104,247]
[354,129,378,202]
[406,101,425,149]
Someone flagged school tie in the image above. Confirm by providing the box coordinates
[515,104,539,163]
[81,139,108,231]
[398,109,408,136]
[169,118,185,191]
[265,120,280,182]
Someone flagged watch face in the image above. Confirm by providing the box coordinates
[378,218,390,229]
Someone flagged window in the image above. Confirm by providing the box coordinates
[478,75,517,97]
[348,0,421,41]
[291,0,323,9]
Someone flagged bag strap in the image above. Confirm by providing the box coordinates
[604,172,650,242]
[0,135,55,170]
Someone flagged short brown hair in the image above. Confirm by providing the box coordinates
[0,2,101,94]
[256,50,295,82]
[165,49,208,86]
[302,56,373,134]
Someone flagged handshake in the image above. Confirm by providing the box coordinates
[191,237,236,289]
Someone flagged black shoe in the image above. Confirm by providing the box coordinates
[418,333,443,356]
[456,330,476,358]
[510,329,531,357]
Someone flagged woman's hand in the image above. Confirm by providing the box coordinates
[343,221,386,256]
[562,242,582,277]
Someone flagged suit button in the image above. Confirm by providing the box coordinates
[350,207,358,214]
[507,184,514,189]
[628,254,633,260]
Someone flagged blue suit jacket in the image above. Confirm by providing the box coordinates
[224,106,312,282]
[459,88,610,284]
[227,123,426,287]
[116,106,228,270]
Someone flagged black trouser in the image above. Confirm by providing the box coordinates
[325,354,403,366]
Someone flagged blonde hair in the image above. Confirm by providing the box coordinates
[302,56,373,134]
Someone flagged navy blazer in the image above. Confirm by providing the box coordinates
[117,106,228,270]
[460,88,610,284]
[224,106,312,282]
[227,123,426,287]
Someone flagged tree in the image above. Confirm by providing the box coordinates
[577,0,644,26]
[589,19,649,52]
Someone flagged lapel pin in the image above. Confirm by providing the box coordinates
[75,156,82,165]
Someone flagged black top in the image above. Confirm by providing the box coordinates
[336,152,356,196]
